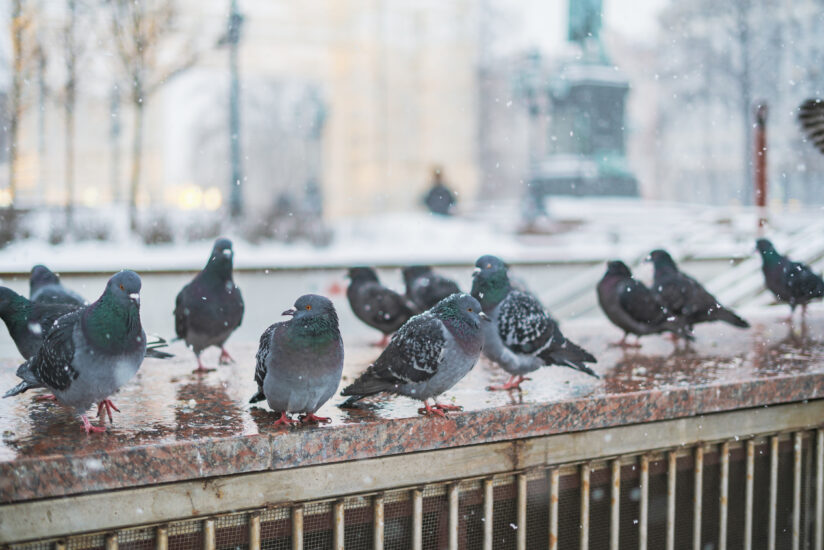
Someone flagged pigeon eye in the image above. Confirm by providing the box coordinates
[119,284,124,290]
[305,305,312,310]
[486,263,491,269]
[467,307,473,312]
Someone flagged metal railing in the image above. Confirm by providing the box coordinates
[3,400,823,549]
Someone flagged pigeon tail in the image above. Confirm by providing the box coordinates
[716,308,750,328]
[338,395,366,408]
[542,340,599,379]
[145,348,174,359]
[3,379,34,398]
[249,388,266,404]
[340,373,393,400]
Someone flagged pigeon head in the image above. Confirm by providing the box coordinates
[204,238,234,278]
[402,265,432,286]
[104,270,142,308]
[30,265,60,289]
[755,238,777,255]
[282,294,340,336]
[605,260,632,278]
[471,255,511,309]
[0,286,29,322]
[347,267,379,284]
[646,249,676,268]
[433,293,488,329]
[83,271,143,353]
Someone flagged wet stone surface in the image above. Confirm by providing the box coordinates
[1,311,823,503]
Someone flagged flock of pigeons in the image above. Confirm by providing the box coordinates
[0,236,822,434]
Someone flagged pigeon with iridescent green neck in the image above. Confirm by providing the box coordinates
[756,238,824,320]
[174,238,244,371]
[3,270,147,434]
[249,294,344,426]
[30,265,86,306]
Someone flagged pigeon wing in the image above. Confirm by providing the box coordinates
[618,278,668,324]
[496,291,553,355]
[28,310,81,391]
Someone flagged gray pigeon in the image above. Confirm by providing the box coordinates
[174,238,244,371]
[249,294,344,426]
[3,271,147,434]
[471,255,598,391]
[0,287,80,358]
[30,265,86,306]
[756,238,824,319]
[346,267,416,346]
[597,260,693,347]
[340,293,487,417]
[402,265,461,312]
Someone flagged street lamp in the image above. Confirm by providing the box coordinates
[219,0,245,219]
[514,50,547,224]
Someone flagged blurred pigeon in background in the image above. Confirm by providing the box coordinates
[3,271,147,434]
[340,293,486,417]
[174,238,244,372]
[30,265,86,306]
[249,294,344,426]
[346,267,416,346]
[756,238,824,320]
[402,265,461,311]
[0,287,79,359]
[471,255,597,391]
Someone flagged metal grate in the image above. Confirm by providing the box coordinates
[5,424,824,550]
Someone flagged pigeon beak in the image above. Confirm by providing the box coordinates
[479,312,491,322]
[282,307,296,316]
[644,255,652,263]
[129,293,140,305]
[223,249,233,258]
[472,267,481,277]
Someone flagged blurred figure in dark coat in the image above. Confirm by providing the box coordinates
[423,166,456,216]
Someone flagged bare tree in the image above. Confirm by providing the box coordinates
[106,0,198,231]
[7,0,35,206]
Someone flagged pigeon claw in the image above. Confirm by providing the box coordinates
[272,412,299,427]
[417,400,448,418]
[81,415,107,434]
[433,402,462,412]
[97,399,120,423]
[486,375,530,392]
[218,348,235,365]
[300,413,332,424]
[608,335,642,349]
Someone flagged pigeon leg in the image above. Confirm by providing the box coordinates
[372,334,390,347]
[272,411,299,427]
[433,402,463,412]
[417,399,448,418]
[34,394,56,401]
[218,347,235,365]
[193,354,217,374]
[609,334,642,348]
[486,375,530,391]
[81,415,106,434]
[97,399,121,423]
[300,412,332,424]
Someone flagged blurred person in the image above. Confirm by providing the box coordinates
[423,166,456,216]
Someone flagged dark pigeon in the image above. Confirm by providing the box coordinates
[402,265,461,312]
[346,267,416,346]
[340,293,486,417]
[174,238,244,371]
[756,238,824,318]
[648,249,749,331]
[249,294,344,426]
[799,98,824,154]
[597,260,693,346]
[3,271,147,434]
[0,287,79,359]
[29,265,86,306]
[471,255,597,391]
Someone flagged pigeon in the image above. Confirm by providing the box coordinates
[29,265,86,306]
[340,293,487,417]
[756,238,824,319]
[3,270,147,434]
[597,260,693,347]
[402,265,461,311]
[647,249,749,331]
[249,294,344,426]
[174,238,244,371]
[470,255,597,391]
[346,267,416,346]
[799,98,824,154]
[0,287,80,359]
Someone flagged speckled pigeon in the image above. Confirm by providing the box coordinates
[346,267,416,346]
[3,270,147,434]
[0,287,80,358]
[402,265,461,312]
[799,98,824,154]
[30,265,86,306]
[174,238,244,371]
[249,294,344,426]
[756,239,824,319]
[340,293,487,417]
[647,249,749,331]
[597,260,693,347]
[471,255,597,391]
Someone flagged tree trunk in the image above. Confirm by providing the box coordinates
[64,93,75,230]
[129,98,144,232]
[8,0,24,207]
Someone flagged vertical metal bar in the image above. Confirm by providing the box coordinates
[549,469,560,550]
[203,518,216,550]
[693,446,704,550]
[249,513,261,550]
[516,474,527,550]
[610,459,621,550]
[719,442,730,550]
[412,489,423,550]
[105,534,118,550]
[580,465,590,550]
[769,436,779,550]
[332,501,345,550]
[745,440,755,550]
[449,484,460,550]
[292,506,304,550]
[666,451,676,550]
[155,527,168,550]
[794,433,803,550]
[373,495,385,550]
[639,455,649,550]
[817,429,824,550]
[483,479,493,550]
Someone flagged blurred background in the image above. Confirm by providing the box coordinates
[0,0,821,263]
